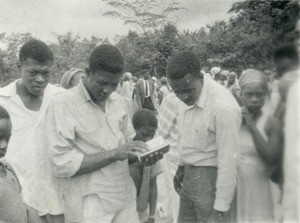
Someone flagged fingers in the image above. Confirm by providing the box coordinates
[143,151,163,166]
[127,141,148,153]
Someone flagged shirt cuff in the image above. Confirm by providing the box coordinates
[213,199,230,212]
[69,152,84,177]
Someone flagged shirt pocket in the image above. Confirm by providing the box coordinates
[184,119,212,152]
[75,116,101,147]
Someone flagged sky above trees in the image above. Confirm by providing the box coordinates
[0,0,237,43]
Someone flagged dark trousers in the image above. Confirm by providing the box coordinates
[177,166,231,223]
[142,97,155,112]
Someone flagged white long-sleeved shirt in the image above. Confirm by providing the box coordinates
[178,74,242,212]
[43,81,136,222]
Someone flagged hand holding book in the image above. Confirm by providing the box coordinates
[138,136,170,164]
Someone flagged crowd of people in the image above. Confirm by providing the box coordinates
[0,21,299,223]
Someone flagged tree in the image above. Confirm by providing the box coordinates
[50,32,106,83]
[102,0,184,33]
[0,33,33,86]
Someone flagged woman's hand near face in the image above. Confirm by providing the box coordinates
[241,107,255,129]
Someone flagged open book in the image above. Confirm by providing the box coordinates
[138,136,170,163]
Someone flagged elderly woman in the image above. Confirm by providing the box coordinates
[60,68,86,89]
[237,69,282,222]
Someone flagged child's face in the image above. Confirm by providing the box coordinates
[0,119,12,158]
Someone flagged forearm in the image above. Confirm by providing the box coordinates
[249,125,277,166]
[74,148,123,176]
[149,178,158,216]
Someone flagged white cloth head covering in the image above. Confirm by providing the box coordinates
[239,69,267,90]
[60,68,85,89]
[210,67,221,76]
[124,72,133,79]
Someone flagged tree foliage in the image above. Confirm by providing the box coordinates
[0,0,298,86]
[102,0,184,32]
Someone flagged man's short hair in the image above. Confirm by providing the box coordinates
[0,105,10,120]
[88,44,124,74]
[166,51,202,80]
[19,39,54,64]
[132,109,157,131]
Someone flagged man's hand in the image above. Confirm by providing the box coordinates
[173,166,184,194]
[117,141,148,160]
[208,209,227,223]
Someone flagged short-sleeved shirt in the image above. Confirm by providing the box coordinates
[0,160,27,223]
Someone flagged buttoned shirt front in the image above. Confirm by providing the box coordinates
[44,81,136,222]
[178,73,242,212]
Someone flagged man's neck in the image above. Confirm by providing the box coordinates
[17,81,41,99]
[16,81,44,111]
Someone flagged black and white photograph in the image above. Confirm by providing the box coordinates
[0,0,299,222]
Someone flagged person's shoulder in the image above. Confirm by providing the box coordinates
[46,83,65,94]
[0,80,18,97]
[111,91,125,102]
[51,85,79,104]
[110,92,127,107]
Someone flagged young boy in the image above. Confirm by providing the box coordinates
[129,109,163,223]
[0,105,40,223]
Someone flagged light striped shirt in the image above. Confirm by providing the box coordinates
[157,92,185,164]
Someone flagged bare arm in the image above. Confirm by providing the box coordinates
[74,141,147,176]
[243,109,281,168]
[149,177,158,220]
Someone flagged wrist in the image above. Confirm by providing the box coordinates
[113,148,127,160]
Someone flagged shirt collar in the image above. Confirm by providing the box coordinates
[194,73,210,109]
[79,80,118,104]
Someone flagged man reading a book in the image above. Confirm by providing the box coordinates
[166,51,241,223]
[43,45,162,223]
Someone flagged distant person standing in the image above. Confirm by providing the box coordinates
[134,70,156,113]
[0,39,64,223]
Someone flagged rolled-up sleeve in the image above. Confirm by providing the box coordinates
[44,98,84,178]
[213,106,241,212]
